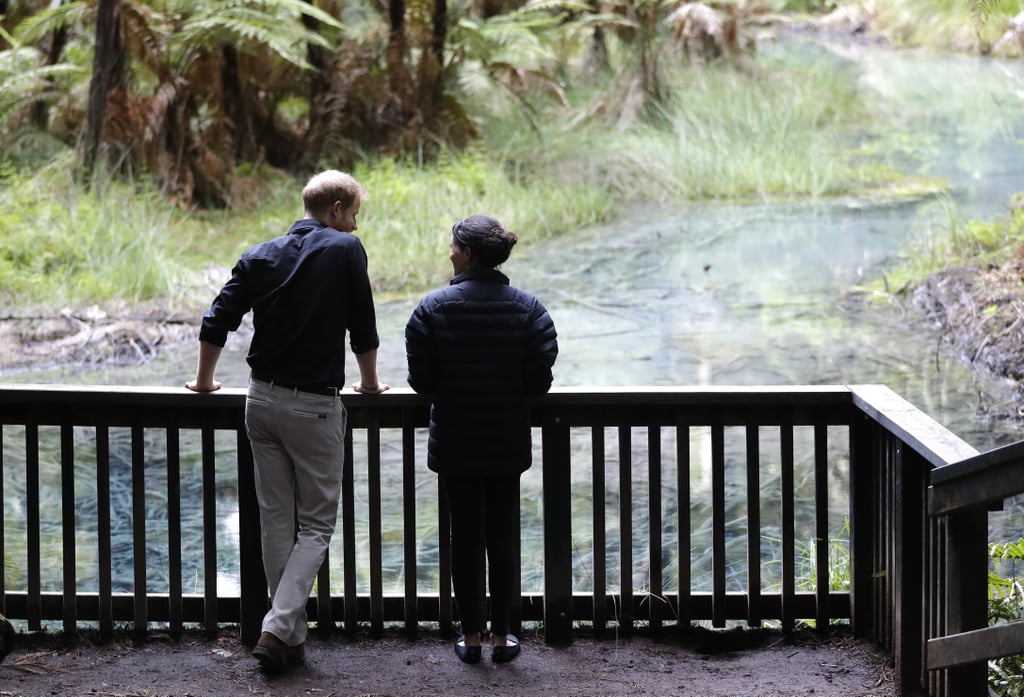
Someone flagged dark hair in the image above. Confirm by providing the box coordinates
[451,215,518,268]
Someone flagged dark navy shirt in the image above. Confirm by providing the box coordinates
[199,218,380,387]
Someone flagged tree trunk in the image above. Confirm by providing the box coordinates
[82,0,125,182]
[220,45,254,162]
[419,0,446,111]
[584,0,608,78]
[32,24,68,129]
[0,0,8,33]
[386,0,412,110]
[298,8,335,170]
[430,0,446,69]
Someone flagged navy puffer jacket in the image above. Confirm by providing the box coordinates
[405,267,558,475]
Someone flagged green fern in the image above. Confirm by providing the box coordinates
[11,1,88,45]
[988,539,1024,696]
[970,0,997,31]
[0,32,83,163]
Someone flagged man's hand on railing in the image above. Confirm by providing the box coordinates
[186,378,222,392]
[186,340,223,393]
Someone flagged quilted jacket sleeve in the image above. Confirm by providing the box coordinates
[524,296,558,395]
[405,298,437,394]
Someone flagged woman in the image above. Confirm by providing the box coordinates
[405,214,558,664]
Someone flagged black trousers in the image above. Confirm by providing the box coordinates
[440,472,520,636]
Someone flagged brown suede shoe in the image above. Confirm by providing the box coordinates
[252,631,288,672]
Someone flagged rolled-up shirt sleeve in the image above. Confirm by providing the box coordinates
[198,261,252,348]
[346,242,380,354]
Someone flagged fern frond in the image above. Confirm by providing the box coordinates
[179,13,323,69]
[970,0,997,32]
[521,0,591,13]
[119,0,172,79]
[258,0,343,31]
[12,1,88,45]
[556,11,637,44]
[174,0,339,71]
[488,61,569,106]
[0,50,82,126]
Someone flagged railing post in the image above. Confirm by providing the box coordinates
[542,407,572,645]
[848,414,875,638]
[942,509,988,696]
[893,447,927,695]
[133,425,150,637]
[237,431,265,648]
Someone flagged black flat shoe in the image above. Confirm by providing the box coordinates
[491,634,521,664]
[455,636,482,664]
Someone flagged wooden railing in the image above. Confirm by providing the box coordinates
[0,383,1009,695]
[926,439,1024,696]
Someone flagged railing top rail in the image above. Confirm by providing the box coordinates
[0,383,983,466]
[849,384,979,468]
[929,438,1024,516]
[931,437,1024,485]
[0,383,854,405]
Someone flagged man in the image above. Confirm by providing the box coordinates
[186,169,389,671]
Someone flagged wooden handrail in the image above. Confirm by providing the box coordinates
[925,434,1024,695]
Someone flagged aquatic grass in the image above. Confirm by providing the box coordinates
[614,60,875,200]
[1,37,952,312]
[877,193,1024,296]
[351,150,613,295]
[478,50,887,203]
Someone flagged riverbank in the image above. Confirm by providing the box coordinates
[911,259,1024,423]
[0,306,199,378]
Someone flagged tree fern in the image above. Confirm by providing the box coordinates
[0,31,82,138]
[11,0,87,44]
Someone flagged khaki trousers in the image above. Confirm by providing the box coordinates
[245,378,346,646]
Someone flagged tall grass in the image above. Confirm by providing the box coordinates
[0,158,190,313]
[869,0,1023,51]
[0,151,613,311]
[351,150,613,294]
[477,47,905,202]
[595,61,877,201]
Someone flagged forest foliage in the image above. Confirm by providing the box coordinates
[0,0,766,208]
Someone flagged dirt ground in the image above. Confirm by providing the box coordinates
[0,625,896,697]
